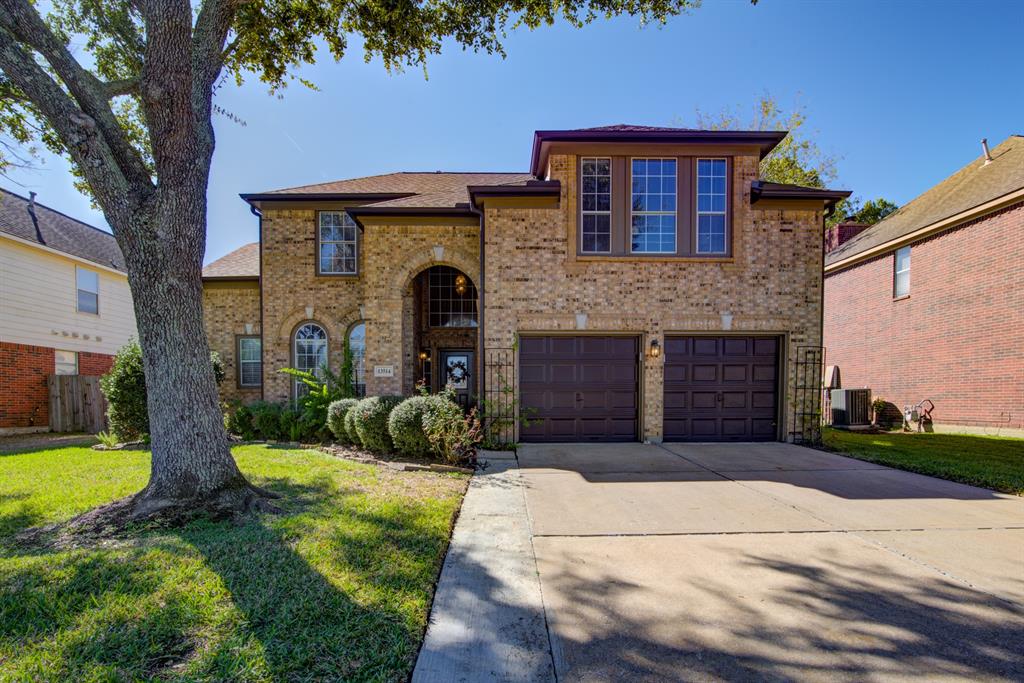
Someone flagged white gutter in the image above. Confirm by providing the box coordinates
[0,231,127,277]
[825,187,1024,273]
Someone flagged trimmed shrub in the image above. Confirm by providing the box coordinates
[423,392,481,464]
[388,395,432,457]
[327,398,360,443]
[353,395,404,453]
[344,404,362,446]
[100,340,148,440]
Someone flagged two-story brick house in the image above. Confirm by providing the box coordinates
[203,125,850,443]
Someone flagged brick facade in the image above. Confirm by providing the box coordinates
[824,202,1024,429]
[0,342,114,429]
[202,280,262,403]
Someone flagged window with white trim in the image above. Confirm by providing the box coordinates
[318,211,358,274]
[238,336,262,387]
[76,267,99,314]
[347,322,366,397]
[894,246,911,298]
[630,158,677,253]
[54,350,77,375]
[293,323,327,397]
[580,157,612,253]
[696,158,728,254]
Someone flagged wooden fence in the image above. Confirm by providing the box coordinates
[48,375,107,433]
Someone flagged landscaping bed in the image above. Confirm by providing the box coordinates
[0,443,468,681]
[822,428,1024,495]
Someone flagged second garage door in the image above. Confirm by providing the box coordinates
[519,335,639,442]
[663,336,780,442]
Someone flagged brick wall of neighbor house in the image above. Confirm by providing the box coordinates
[484,153,826,441]
[258,207,480,401]
[79,351,115,377]
[0,341,54,428]
[824,202,1024,429]
[202,280,262,403]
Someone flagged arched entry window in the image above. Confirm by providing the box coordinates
[293,322,327,397]
[347,322,366,397]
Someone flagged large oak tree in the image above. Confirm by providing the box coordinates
[0,0,701,522]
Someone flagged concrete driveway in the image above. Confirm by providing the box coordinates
[414,442,1024,682]
[521,442,1024,681]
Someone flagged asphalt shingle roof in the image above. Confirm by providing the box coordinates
[258,172,534,207]
[826,135,1024,265]
[0,187,125,271]
[203,242,259,279]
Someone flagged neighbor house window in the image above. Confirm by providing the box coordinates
[631,158,677,254]
[894,246,911,298]
[428,267,477,328]
[293,323,327,397]
[237,336,262,387]
[696,158,728,254]
[580,157,612,253]
[318,211,358,274]
[347,322,366,397]
[76,267,99,314]
[54,350,77,375]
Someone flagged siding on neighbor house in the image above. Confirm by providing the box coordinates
[823,201,1024,429]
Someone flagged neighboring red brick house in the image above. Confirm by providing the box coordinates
[824,136,1024,433]
[0,188,137,433]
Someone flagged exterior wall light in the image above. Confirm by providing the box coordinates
[418,349,430,361]
[649,338,661,358]
[454,274,468,296]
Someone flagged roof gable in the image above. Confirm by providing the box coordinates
[203,242,259,279]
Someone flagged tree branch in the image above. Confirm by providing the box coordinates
[103,76,140,99]
[0,0,151,188]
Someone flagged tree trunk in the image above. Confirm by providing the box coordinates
[118,179,273,522]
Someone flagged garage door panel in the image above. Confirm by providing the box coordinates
[520,335,639,442]
[664,335,780,442]
[520,364,547,383]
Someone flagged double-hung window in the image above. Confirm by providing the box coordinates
[630,158,677,254]
[696,158,728,254]
[54,350,78,375]
[893,246,911,298]
[293,323,327,398]
[237,336,262,387]
[76,267,99,314]
[580,158,612,253]
[318,211,358,274]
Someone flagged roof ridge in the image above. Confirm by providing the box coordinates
[0,186,114,239]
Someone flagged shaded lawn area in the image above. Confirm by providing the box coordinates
[823,428,1024,495]
[0,444,467,681]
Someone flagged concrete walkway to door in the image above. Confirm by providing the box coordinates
[414,442,1024,682]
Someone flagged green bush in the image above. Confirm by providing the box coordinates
[423,391,481,464]
[353,395,404,453]
[250,401,284,440]
[225,402,256,440]
[100,339,227,440]
[344,405,363,446]
[388,395,433,457]
[327,398,360,443]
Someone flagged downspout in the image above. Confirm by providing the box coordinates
[469,200,486,408]
[250,203,265,402]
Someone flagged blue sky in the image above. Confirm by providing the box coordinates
[3,0,1021,264]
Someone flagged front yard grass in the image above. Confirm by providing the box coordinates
[0,444,467,681]
[822,428,1024,495]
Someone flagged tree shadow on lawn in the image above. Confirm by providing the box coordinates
[0,472,458,681]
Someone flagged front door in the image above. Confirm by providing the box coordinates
[439,349,474,409]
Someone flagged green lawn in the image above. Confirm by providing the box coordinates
[823,428,1024,495]
[0,444,467,682]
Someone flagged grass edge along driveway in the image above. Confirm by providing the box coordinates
[822,428,1024,495]
[0,443,467,682]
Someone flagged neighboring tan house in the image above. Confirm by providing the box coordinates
[0,188,137,433]
[824,136,1024,433]
[203,125,850,443]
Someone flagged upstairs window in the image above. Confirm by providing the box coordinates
[293,323,327,397]
[894,246,911,298]
[696,158,728,254]
[318,211,358,275]
[630,158,677,254]
[76,267,99,314]
[580,158,612,253]
[237,336,262,387]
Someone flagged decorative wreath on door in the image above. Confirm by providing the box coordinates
[446,360,469,385]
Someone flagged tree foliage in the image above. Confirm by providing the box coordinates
[846,197,898,225]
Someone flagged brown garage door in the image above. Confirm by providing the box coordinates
[663,336,780,442]
[519,335,639,442]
